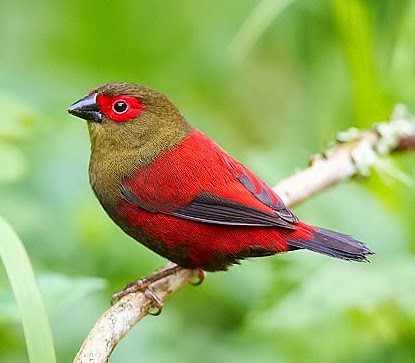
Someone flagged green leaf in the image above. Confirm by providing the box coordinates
[0,217,56,363]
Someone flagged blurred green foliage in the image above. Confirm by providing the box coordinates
[1,0,415,362]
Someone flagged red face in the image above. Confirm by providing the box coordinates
[95,94,145,123]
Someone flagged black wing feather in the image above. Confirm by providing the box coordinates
[121,184,295,230]
[170,193,295,229]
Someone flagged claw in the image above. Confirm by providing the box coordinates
[189,269,206,286]
[144,288,163,315]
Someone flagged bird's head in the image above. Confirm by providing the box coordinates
[68,82,191,157]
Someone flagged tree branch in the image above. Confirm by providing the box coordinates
[74,106,415,363]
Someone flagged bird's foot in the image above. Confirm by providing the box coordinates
[111,278,163,315]
[111,264,203,315]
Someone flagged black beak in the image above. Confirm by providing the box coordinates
[67,93,102,123]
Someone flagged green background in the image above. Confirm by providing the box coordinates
[1,0,415,362]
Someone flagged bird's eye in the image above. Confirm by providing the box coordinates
[113,100,128,113]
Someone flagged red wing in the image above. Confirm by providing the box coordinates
[120,162,297,230]
[120,129,298,230]
[167,160,298,229]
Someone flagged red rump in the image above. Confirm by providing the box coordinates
[96,94,145,122]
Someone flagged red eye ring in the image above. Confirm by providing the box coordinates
[97,94,144,122]
[112,100,128,114]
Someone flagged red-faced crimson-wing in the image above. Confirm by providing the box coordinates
[69,83,373,270]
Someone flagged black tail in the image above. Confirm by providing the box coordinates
[288,227,373,262]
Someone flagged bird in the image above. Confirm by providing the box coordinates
[68,82,372,307]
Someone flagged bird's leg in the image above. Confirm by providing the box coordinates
[111,264,204,315]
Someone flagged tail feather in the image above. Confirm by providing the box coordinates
[288,226,373,262]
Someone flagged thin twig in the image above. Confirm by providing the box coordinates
[74,109,415,363]
[74,263,198,363]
